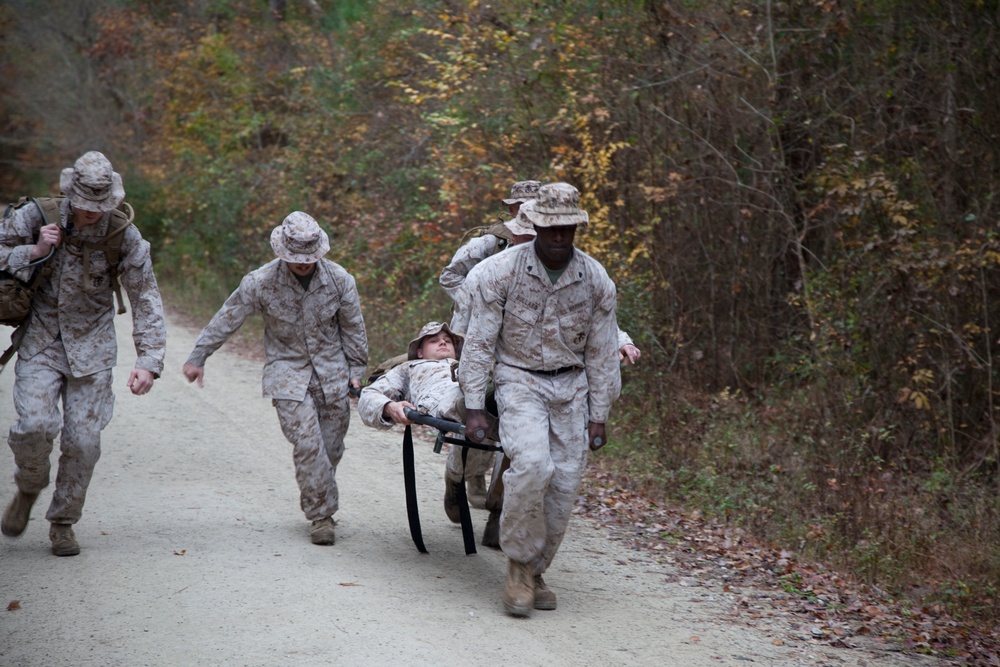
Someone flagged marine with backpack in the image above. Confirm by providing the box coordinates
[0,151,166,558]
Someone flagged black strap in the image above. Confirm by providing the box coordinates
[402,425,427,554]
[458,447,476,555]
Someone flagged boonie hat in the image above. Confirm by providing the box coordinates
[503,199,538,237]
[407,321,464,360]
[519,182,589,228]
[59,151,125,213]
[502,180,541,206]
[270,211,330,264]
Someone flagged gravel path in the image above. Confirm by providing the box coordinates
[0,311,942,666]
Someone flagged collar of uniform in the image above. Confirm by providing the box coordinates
[278,258,329,288]
[523,243,583,288]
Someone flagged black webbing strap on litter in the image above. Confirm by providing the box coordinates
[402,425,428,554]
[401,408,502,555]
[458,446,476,555]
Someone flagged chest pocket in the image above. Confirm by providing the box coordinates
[263,298,301,327]
[503,297,540,349]
[64,245,111,294]
[315,300,340,331]
[558,299,591,350]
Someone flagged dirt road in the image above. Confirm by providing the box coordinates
[0,312,941,666]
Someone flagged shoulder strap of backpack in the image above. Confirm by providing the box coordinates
[63,201,135,315]
[101,203,134,315]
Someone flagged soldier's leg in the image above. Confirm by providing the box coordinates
[2,359,64,537]
[8,358,64,495]
[46,369,114,525]
[273,393,339,522]
[316,388,349,473]
[537,372,590,575]
[492,366,554,568]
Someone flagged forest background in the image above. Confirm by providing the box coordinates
[3,0,1000,637]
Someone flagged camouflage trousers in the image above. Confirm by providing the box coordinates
[8,350,115,525]
[493,364,589,575]
[273,377,349,521]
[432,383,493,482]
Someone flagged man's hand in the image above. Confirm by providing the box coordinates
[383,400,416,425]
[588,421,608,451]
[465,408,489,443]
[182,362,205,388]
[128,368,155,396]
[31,223,61,261]
[619,344,641,365]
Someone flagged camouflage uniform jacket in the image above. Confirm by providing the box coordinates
[439,235,502,302]
[0,198,166,378]
[458,243,621,423]
[358,357,460,429]
[186,258,368,402]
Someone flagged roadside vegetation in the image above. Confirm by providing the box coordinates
[3,0,1000,645]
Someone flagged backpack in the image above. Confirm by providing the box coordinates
[457,219,513,256]
[0,196,134,367]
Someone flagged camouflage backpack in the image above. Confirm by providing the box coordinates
[457,219,514,255]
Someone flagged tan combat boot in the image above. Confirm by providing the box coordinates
[310,517,336,545]
[533,574,557,610]
[502,559,535,617]
[49,523,80,557]
[1,490,39,537]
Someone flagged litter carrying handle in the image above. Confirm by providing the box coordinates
[403,407,487,442]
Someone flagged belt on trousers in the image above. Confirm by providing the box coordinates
[509,364,581,377]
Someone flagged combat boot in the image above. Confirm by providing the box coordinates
[444,477,463,524]
[310,517,336,545]
[467,475,487,509]
[49,523,80,557]
[533,574,557,610]
[481,509,500,549]
[2,490,39,537]
[502,559,534,617]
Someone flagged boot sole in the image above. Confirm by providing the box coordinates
[52,544,80,557]
[502,599,533,617]
[534,599,557,611]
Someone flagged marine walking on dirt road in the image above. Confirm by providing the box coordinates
[0,151,167,557]
[459,182,622,616]
[182,211,368,546]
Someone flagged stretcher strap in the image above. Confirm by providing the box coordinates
[403,425,428,554]
[458,447,476,555]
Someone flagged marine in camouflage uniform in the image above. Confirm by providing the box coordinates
[358,322,465,430]
[0,151,167,557]
[439,181,541,511]
[183,212,368,546]
[460,183,621,616]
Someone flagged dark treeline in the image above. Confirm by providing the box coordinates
[3,0,1000,626]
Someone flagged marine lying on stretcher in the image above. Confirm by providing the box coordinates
[357,321,505,549]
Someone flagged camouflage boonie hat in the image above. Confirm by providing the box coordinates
[502,180,541,206]
[520,182,589,228]
[407,321,464,360]
[59,151,125,213]
[504,199,538,237]
[270,211,330,264]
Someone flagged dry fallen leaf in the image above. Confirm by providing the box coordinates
[7,600,21,611]
[338,582,361,587]
[173,549,186,556]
